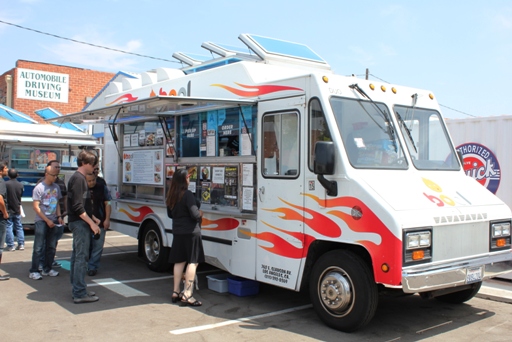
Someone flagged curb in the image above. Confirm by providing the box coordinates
[477,285,512,304]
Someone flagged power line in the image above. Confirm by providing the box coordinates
[0,19,178,64]
[439,104,477,118]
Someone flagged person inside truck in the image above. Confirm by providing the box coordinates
[227,136,239,156]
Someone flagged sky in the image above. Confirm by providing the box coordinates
[1,0,512,119]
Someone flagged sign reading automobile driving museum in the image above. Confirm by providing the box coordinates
[16,68,69,103]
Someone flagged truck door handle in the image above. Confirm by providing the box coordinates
[258,186,265,202]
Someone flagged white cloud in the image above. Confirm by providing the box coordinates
[493,13,512,30]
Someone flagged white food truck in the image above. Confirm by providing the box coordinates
[50,34,512,332]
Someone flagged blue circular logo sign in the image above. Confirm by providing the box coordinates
[456,143,501,194]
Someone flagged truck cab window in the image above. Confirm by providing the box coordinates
[262,112,299,177]
[331,97,407,169]
[394,106,460,170]
[308,98,332,171]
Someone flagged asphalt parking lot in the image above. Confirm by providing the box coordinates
[1,230,511,341]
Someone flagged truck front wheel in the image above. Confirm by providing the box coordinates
[309,250,378,332]
[142,222,170,272]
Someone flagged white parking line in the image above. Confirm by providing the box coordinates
[91,277,150,297]
[87,275,173,287]
[169,304,312,335]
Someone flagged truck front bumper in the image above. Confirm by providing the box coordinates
[401,253,512,294]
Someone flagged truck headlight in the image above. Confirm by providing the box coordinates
[403,228,432,265]
[492,222,510,237]
[490,221,511,251]
[406,231,431,249]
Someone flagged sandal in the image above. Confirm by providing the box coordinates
[180,294,202,307]
[171,291,183,303]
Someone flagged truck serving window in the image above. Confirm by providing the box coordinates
[394,106,460,171]
[331,97,407,169]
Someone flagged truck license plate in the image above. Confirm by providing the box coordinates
[465,266,483,284]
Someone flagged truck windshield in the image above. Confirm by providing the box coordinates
[330,97,407,169]
[394,105,460,170]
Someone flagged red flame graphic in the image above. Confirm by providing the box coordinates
[304,194,402,285]
[118,205,154,223]
[211,83,303,97]
[107,93,138,106]
[266,198,342,238]
[242,221,316,259]
[202,217,239,231]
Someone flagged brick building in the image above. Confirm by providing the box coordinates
[0,60,114,123]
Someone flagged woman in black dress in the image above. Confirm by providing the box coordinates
[166,168,204,306]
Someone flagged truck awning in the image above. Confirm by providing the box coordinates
[45,96,256,125]
[0,134,99,146]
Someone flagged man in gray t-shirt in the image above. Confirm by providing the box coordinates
[29,166,63,280]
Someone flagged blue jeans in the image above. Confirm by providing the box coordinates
[69,220,92,298]
[0,218,6,256]
[30,220,58,273]
[6,214,24,247]
[40,224,64,266]
[88,228,106,271]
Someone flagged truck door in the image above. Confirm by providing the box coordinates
[256,96,305,290]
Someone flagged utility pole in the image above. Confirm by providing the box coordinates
[365,68,369,80]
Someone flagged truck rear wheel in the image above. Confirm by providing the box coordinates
[435,282,482,304]
[142,222,170,272]
[309,250,378,332]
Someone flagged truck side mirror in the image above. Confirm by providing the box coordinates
[314,141,335,175]
[314,141,337,196]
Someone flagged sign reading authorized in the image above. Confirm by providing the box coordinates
[16,68,69,103]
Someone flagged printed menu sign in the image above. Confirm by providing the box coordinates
[123,149,163,185]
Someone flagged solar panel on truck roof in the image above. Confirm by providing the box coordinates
[239,34,326,64]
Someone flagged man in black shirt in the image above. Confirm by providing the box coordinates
[5,168,25,250]
[68,151,100,303]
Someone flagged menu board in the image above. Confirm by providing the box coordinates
[122,149,164,185]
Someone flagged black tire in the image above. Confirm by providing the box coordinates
[309,250,378,332]
[142,222,170,272]
[435,282,482,304]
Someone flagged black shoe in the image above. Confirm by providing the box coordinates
[87,269,97,276]
[171,291,183,303]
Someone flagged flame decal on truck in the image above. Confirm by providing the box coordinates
[202,217,240,231]
[245,194,402,285]
[306,194,402,285]
[107,93,139,106]
[211,83,303,97]
[118,205,154,222]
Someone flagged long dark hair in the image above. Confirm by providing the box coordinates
[165,168,188,209]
